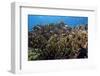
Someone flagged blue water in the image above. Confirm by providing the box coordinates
[28,15,88,31]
